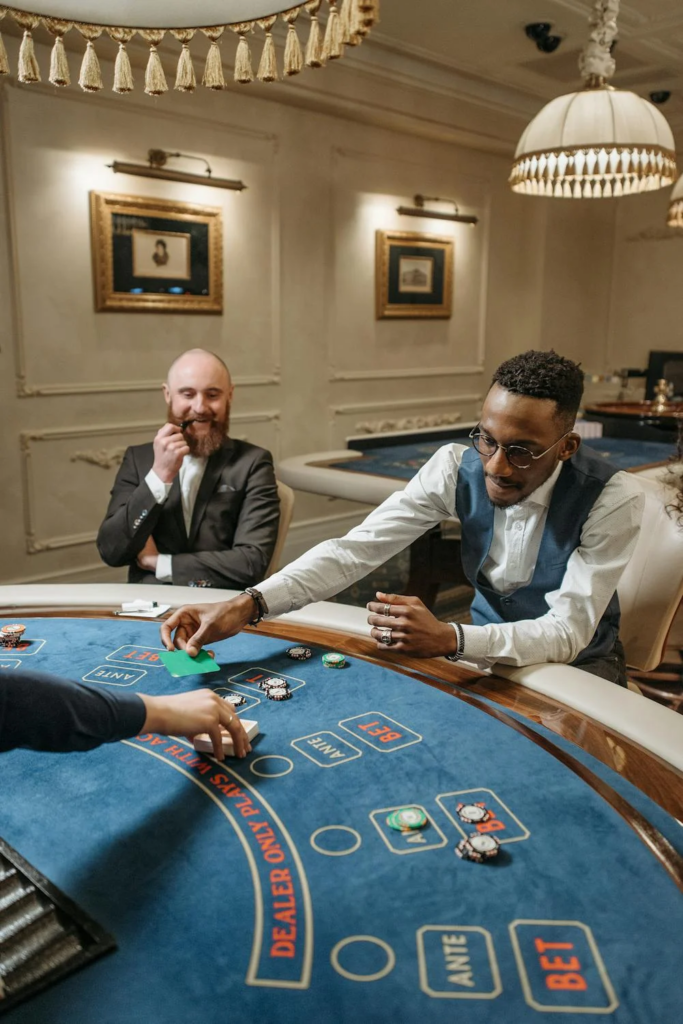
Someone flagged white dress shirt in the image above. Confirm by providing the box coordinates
[145,456,208,582]
[258,444,645,668]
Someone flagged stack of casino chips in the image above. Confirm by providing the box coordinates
[223,693,246,708]
[0,624,26,649]
[261,677,292,702]
[455,833,500,863]
[321,653,345,669]
[286,646,312,661]
[386,807,427,832]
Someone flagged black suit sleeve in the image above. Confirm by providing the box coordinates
[170,450,280,588]
[0,672,146,753]
[97,447,164,567]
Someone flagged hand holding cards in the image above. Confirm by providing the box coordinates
[193,719,259,758]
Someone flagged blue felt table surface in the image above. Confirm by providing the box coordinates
[335,437,676,480]
[1,618,682,1024]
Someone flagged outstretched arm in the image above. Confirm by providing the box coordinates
[161,594,257,657]
[0,672,250,759]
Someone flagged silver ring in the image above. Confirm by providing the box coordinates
[383,603,392,617]
[379,627,393,646]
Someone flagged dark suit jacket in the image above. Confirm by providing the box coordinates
[97,439,280,588]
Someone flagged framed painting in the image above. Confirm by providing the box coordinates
[376,230,453,319]
[90,192,223,313]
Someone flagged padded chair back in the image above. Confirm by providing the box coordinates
[263,480,295,579]
[618,476,683,671]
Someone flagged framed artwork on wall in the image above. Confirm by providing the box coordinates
[375,230,453,319]
[90,192,223,314]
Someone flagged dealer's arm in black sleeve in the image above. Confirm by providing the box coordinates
[0,672,147,753]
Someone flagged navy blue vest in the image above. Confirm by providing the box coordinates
[455,445,621,666]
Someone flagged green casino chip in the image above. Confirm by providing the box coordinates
[322,653,346,669]
[386,807,427,832]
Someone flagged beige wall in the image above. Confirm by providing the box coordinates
[0,34,677,585]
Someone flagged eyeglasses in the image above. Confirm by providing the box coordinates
[468,428,571,470]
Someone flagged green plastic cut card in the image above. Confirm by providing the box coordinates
[159,649,220,677]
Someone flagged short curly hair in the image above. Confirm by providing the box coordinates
[491,350,584,428]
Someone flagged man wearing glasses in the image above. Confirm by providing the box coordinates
[162,351,644,686]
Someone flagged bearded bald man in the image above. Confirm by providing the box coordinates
[97,349,280,588]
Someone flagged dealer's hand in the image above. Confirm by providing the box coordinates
[366,590,458,658]
[137,535,159,572]
[152,423,190,484]
[161,595,255,658]
[139,688,251,760]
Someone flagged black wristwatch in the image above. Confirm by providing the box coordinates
[244,587,268,626]
[445,622,465,663]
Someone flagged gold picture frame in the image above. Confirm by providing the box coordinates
[90,191,223,314]
[376,230,454,319]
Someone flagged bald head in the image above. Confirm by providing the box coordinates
[167,349,231,391]
[163,349,234,457]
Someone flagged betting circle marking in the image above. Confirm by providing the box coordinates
[330,936,396,983]
[310,826,362,857]
[249,756,294,779]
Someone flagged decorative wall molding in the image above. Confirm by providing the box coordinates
[330,395,480,445]
[1,81,282,399]
[625,227,683,243]
[331,394,481,418]
[330,364,484,382]
[16,374,281,398]
[19,412,281,554]
[70,447,128,469]
[353,412,463,436]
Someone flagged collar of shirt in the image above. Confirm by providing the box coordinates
[508,459,563,513]
[180,453,208,478]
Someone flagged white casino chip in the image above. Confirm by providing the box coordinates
[469,834,499,854]
[459,804,488,823]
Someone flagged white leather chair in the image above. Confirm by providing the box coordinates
[263,480,295,579]
[617,475,683,673]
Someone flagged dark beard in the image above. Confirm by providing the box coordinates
[189,422,227,457]
[168,412,229,457]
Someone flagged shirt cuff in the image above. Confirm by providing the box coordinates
[145,469,172,505]
[257,576,294,618]
[460,624,494,663]
[156,553,173,583]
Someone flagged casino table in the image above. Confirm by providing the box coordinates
[277,426,676,604]
[583,402,683,442]
[277,425,675,507]
[1,585,683,1024]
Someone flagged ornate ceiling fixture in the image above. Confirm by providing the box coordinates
[510,0,677,199]
[668,174,683,229]
[0,1,379,94]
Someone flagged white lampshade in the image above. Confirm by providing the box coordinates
[0,1,380,94]
[510,87,678,199]
[4,2,300,26]
[667,174,683,228]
